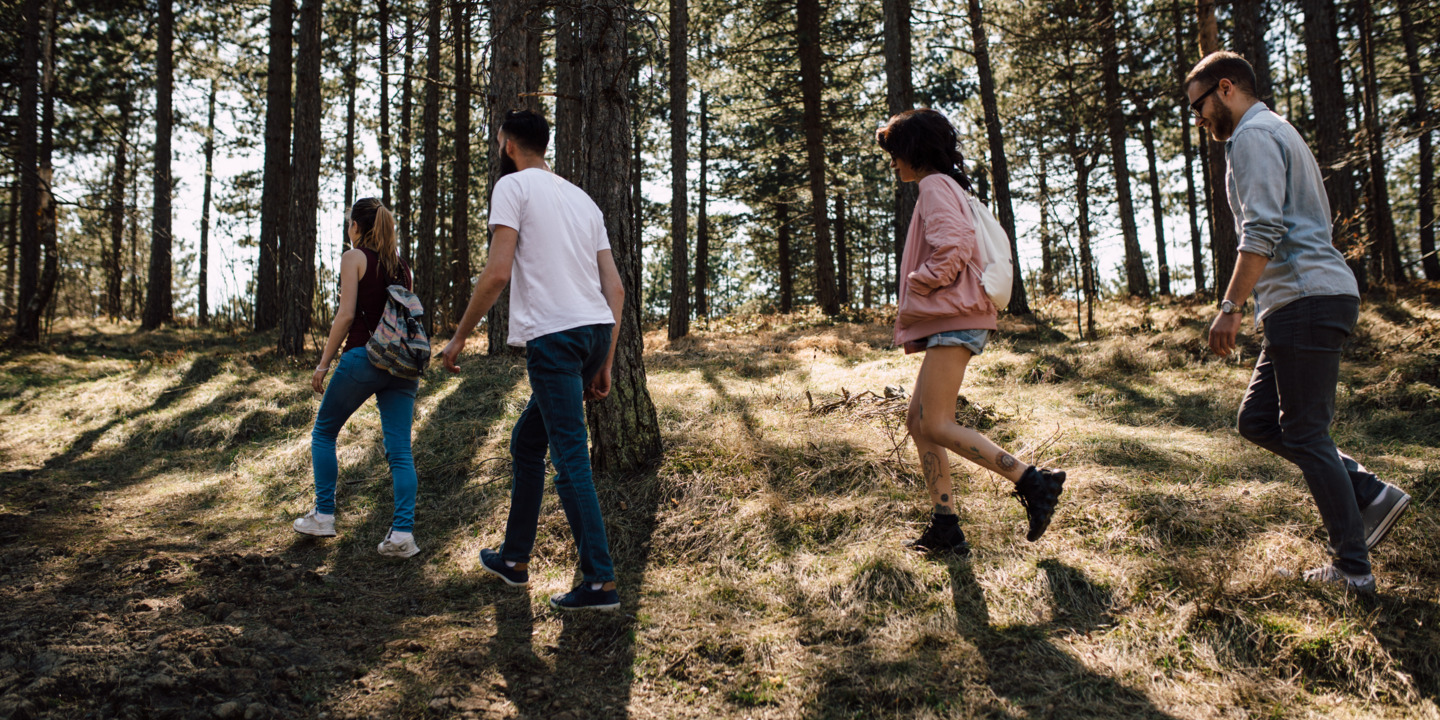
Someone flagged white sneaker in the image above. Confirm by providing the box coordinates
[377,530,420,558]
[292,510,336,537]
[1301,565,1376,594]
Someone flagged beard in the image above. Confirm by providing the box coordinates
[1207,108,1236,142]
[499,150,519,177]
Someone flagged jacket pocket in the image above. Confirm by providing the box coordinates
[897,264,993,327]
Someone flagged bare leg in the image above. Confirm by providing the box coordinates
[907,345,1030,492]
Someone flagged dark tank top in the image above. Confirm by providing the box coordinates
[344,248,413,351]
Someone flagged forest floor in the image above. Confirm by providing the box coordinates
[2,290,1440,720]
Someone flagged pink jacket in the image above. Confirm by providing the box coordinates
[893,173,997,352]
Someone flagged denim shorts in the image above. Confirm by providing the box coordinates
[924,329,989,355]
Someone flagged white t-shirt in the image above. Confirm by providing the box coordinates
[488,168,614,346]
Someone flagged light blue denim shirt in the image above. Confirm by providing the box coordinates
[1225,102,1359,321]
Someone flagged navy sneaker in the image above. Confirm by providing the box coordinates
[549,584,620,612]
[1013,466,1066,542]
[478,548,528,587]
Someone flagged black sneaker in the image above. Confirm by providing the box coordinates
[1361,482,1410,551]
[549,584,620,612]
[1013,467,1066,542]
[478,548,528,587]
[905,519,971,555]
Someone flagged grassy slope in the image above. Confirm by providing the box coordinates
[1,293,1438,720]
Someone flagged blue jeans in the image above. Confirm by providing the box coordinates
[311,346,420,531]
[500,324,616,584]
[1237,295,1379,576]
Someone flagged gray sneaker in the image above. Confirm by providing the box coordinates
[1361,483,1410,551]
[1301,565,1376,594]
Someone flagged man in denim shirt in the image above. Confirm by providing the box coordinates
[1185,51,1410,593]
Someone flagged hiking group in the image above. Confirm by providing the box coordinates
[291,51,1412,612]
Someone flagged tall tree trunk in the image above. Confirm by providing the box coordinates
[797,0,837,315]
[34,0,58,332]
[379,0,392,208]
[1176,6,1205,295]
[1398,0,1436,280]
[523,2,543,107]
[279,0,323,356]
[1142,112,1170,295]
[451,0,471,326]
[836,191,849,305]
[199,74,217,326]
[399,8,414,260]
[416,0,441,333]
[966,0,1027,313]
[107,99,130,321]
[667,0,689,339]
[1198,0,1237,296]
[1359,0,1401,284]
[883,0,916,290]
[577,0,661,472]
[1231,0,1273,106]
[1300,0,1364,289]
[128,149,140,319]
[7,183,19,326]
[12,0,38,341]
[694,89,710,319]
[1074,149,1096,338]
[257,0,291,331]
[777,200,792,313]
[554,3,581,180]
[343,18,359,246]
[142,0,174,330]
[1100,0,1148,299]
[486,0,529,353]
[1039,163,1053,297]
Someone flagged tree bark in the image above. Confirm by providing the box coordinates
[486,0,529,353]
[107,99,130,321]
[416,0,441,333]
[836,191,848,305]
[1074,148,1097,339]
[577,0,662,472]
[13,0,40,342]
[1299,0,1364,289]
[554,3,581,180]
[200,74,217,326]
[1142,112,1170,295]
[399,8,414,260]
[1039,163,1053,297]
[379,0,392,209]
[694,89,710,319]
[797,0,838,315]
[1176,7,1205,295]
[967,0,1026,314]
[142,0,174,330]
[1398,0,1436,280]
[778,201,792,313]
[1100,0,1148,299]
[279,0,324,356]
[667,0,689,340]
[343,17,359,246]
[882,0,916,291]
[257,0,291,331]
[451,0,471,326]
[1359,0,1401,284]
[1231,0,1273,106]
[1197,0,1237,296]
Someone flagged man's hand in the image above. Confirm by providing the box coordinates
[312,367,328,394]
[1208,312,1242,357]
[441,337,466,373]
[584,365,612,401]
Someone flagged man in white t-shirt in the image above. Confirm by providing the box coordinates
[440,110,626,612]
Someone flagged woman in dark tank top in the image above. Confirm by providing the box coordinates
[293,198,423,559]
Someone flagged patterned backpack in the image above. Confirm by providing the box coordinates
[366,285,431,379]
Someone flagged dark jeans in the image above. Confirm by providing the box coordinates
[1236,295,1380,576]
[499,324,616,584]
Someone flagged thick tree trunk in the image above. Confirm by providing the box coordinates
[1039,164,1053,297]
[1359,0,1401,284]
[966,0,1027,314]
[667,0,689,340]
[523,3,543,108]
[4,183,15,327]
[577,0,662,472]
[1231,0,1273,106]
[883,0,916,290]
[1399,0,1436,280]
[694,89,710,319]
[417,0,441,333]
[107,100,130,321]
[1176,7,1205,295]
[199,75,217,326]
[399,10,413,260]
[142,0,174,330]
[555,3,581,180]
[777,201,792,313]
[797,0,838,315]
[1198,0,1237,296]
[486,0,529,353]
[451,0,471,327]
[343,19,358,246]
[13,0,40,341]
[1142,112,1170,295]
[836,192,848,305]
[379,0,392,209]
[1100,0,1148,299]
[279,0,323,356]
[1300,0,1364,289]
[257,0,291,331]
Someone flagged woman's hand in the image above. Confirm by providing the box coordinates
[312,366,329,394]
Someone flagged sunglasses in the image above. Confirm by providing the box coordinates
[1190,82,1222,117]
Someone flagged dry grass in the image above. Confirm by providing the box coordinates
[2,290,1440,720]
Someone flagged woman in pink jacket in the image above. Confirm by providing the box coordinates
[877,109,1066,555]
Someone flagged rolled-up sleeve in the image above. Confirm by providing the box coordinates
[1229,129,1287,258]
[908,190,976,295]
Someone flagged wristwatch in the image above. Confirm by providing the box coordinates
[1219,299,1242,315]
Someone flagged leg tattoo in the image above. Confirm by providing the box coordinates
[922,451,941,495]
